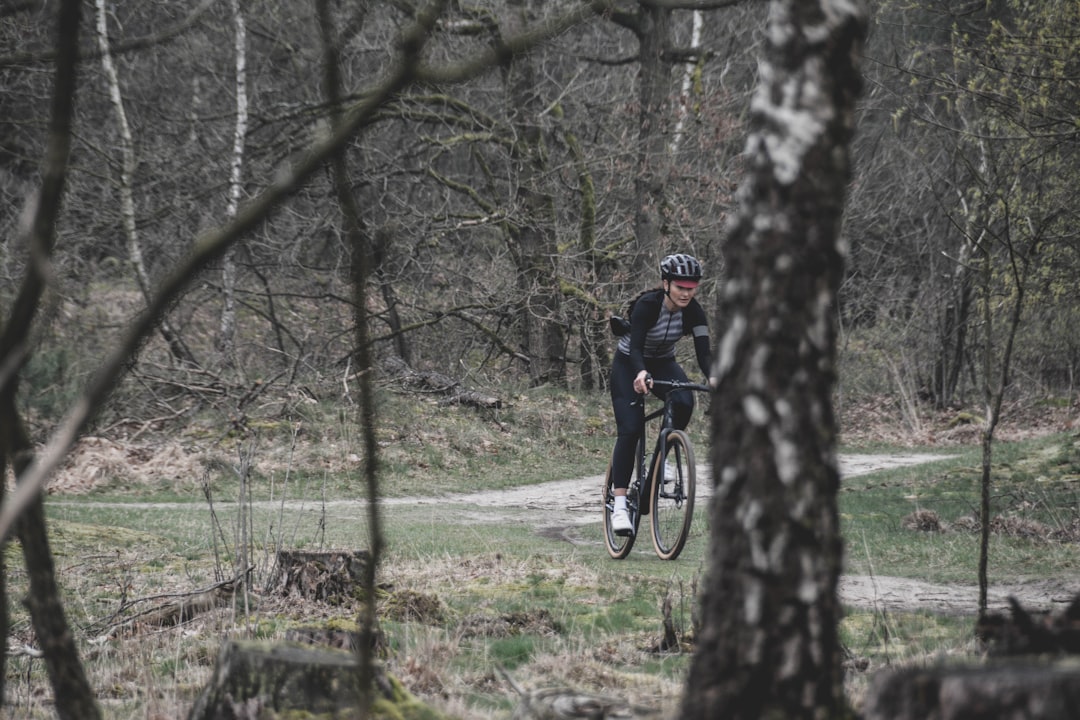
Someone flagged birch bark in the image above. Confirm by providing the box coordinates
[217,0,248,364]
[682,2,868,717]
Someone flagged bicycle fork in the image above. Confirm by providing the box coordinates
[650,429,686,507]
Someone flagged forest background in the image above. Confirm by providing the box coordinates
[4,0,1078,428]
[1,0,1079,718]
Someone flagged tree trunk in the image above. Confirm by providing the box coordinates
[1,383,101,719]
[3,403,101,720]
[976,220,1034,616]
[18,498,102,720]
[0,453,6,700]
[188,640,402,720]
[372,222,413,366]
[269,549,370,604]
[216,0,248,365]
[934,253,973,408]
[0,0,101,715]
[503,1,565,387]
[633,3,673,258]
[95,0,196,367]
[681,1,867,718]
[316,3,386,712]
[563,121,608,390]
[669,10,704,157]
[863,663,1080,720]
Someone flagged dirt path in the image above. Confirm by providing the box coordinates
[57,451,1078,615]
[429,452,950,515]
[430,452,1078,616]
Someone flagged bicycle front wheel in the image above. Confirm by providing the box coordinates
[602,463,637,559]
[650,430,695,560]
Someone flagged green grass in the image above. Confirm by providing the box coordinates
[840,610,977,665]
[839,435,1080,582]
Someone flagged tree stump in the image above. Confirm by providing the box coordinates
[864,594,1080,718]
[285,625,364,652]
[187,640,444,720]
[862,662,1080,720]
[976,594,1080,656]
[269,549,370,605]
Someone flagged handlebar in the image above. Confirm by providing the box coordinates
[645,376,712,394]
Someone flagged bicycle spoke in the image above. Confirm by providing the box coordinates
[651,430,695,560]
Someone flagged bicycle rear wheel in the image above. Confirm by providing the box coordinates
[602,463,637,559]
[650,430,695,560]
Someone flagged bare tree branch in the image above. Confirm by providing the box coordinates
[0,0,220,68]
[0,0,615,543]
[0,1,440,543]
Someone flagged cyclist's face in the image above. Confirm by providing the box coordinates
[665,281,697,307]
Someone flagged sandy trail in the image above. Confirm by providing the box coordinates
[57,452,1079,615]
[429,452,950,514]
[427,452,1078,616]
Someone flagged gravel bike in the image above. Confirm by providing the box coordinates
[602,378,711,560]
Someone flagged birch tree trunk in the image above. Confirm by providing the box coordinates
[217,0,248,364]
[669,10,703,157]
[95,0,195,365]
[682,1,868,718]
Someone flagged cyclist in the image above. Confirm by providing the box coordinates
[608,253,713,535]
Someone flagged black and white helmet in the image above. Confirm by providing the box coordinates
[660,253,703,285]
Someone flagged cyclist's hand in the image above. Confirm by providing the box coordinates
[633,371,652,395]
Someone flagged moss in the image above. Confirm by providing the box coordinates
[325,616,361,632]
[371,674,449,720]
[947,411,984,428]
[191,640,456,720]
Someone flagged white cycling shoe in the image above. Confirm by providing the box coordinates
[611,507,633,536]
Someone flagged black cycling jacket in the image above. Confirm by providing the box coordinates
[616,288,711,380]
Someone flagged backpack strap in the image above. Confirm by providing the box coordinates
[609,288,661,337]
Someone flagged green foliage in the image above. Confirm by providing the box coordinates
[840,610,973,667]
[847,0,1080,408]
[488,635,536,670]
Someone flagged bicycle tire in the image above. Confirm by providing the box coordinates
[601,463,638,559]
[650,430,695,560]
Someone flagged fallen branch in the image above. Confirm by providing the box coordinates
[381,355,502,409]
[91,570,249,639]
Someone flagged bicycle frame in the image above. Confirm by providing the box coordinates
[603,376,709,560]
[635,378,708,507]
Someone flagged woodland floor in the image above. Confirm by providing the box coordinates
[385,451,1080,616]
[55,448,1080,617]
[22,395,1079,718]
[44,395,1080,618]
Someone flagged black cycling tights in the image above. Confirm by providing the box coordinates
[608,353,694,490]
